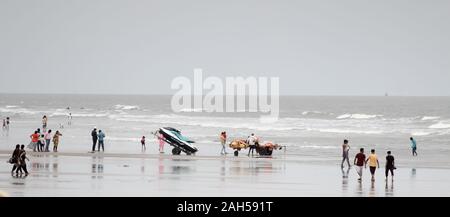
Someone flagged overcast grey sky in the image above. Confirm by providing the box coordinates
[0,0,449,96]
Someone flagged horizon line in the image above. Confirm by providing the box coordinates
[0,92,449,97]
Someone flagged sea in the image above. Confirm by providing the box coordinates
[1,94,449,168]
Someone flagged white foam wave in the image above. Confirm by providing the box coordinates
[337,113,381,119]
[411,131,432,136]
[429,122,450,129]
[315,128,383,135]
[422,116,440,121]
[179,108,203,112]
[114,104,140,110]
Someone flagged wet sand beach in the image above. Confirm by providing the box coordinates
[1,151,449,197]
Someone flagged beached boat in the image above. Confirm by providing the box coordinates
[157,127,198,155]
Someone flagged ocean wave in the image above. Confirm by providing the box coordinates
[314,128,383,135]
[114,104,140,110]
[301,111,331,116]
[336,113,381,119]
[422,116,440,121]
[5,105,19,108]
[411,131,432,136]
[0,107,40,115]
[179,108,203,112]
[429,122,450,129]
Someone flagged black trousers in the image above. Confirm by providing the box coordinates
[248,145,256,156]
[92,139,98,151]
[385,167,394,177]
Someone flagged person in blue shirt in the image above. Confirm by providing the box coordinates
[410,137,418,156]
[98,130,106,152]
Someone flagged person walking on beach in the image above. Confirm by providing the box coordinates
[68,113,72,125]
[52,130,62,152]
[247,133,257,157]
[42,115,48,130]
[2,119,5,131]
[410,137,418,156]
[365,149,380,181]
[354,148,366,181]
[341,139,351,168]
[97,130,105,152]
[220,131,228,155]
[385,151,395,181]
[18,145,29,175]
[10,145,20,174]
[157,132,165,153]
[30,131,40,152]
[91,128,98,152]
[141,136,146,151]
[44,129,52,152]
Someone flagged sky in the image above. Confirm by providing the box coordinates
[0,0,449,96]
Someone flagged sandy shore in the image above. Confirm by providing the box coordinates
[1,150,450,197]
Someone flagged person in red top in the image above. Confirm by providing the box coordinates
[354,148,366,181]
[30,131,40,152]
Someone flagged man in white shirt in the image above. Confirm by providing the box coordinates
[247,133,257,157]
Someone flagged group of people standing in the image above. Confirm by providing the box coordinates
[29,128,63,152]
[91,128,106,152]
[341,137,419,182]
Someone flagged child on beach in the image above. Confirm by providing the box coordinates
[220,132,228,155]
[157,132,165,153]
[39,134,46,152]
[52,130,62,152]
[141,136,146,151]
[365,149,380,181]
[42,115,48,130]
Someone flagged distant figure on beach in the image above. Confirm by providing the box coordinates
[2,119,5,131]
[385,151,395,181]
[91,128,98,152]
[410,137,418,156]
[365,149,380,181]
[97,130,105,152]
[44,129,52,152]
[18,144,29,175]
[68,113,72,125]
[6,117,10,129]
[247,133,257,157]
[42,115,48,130]
[10,145,20,174]
[354,148,366,181]
[220,131,228,155]
[141,136,146,151]
[30,131,39,152]
[53,130,62,152]
[157,132,165,153]
[341,139,351,168]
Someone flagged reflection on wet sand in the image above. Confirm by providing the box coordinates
[91,156,104,179]
[411,168,416,178]
[355,181,363,196]
[385,180,394,197]
[341,167,350,192]
[369,181,376,197]
[52,155,58,178]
